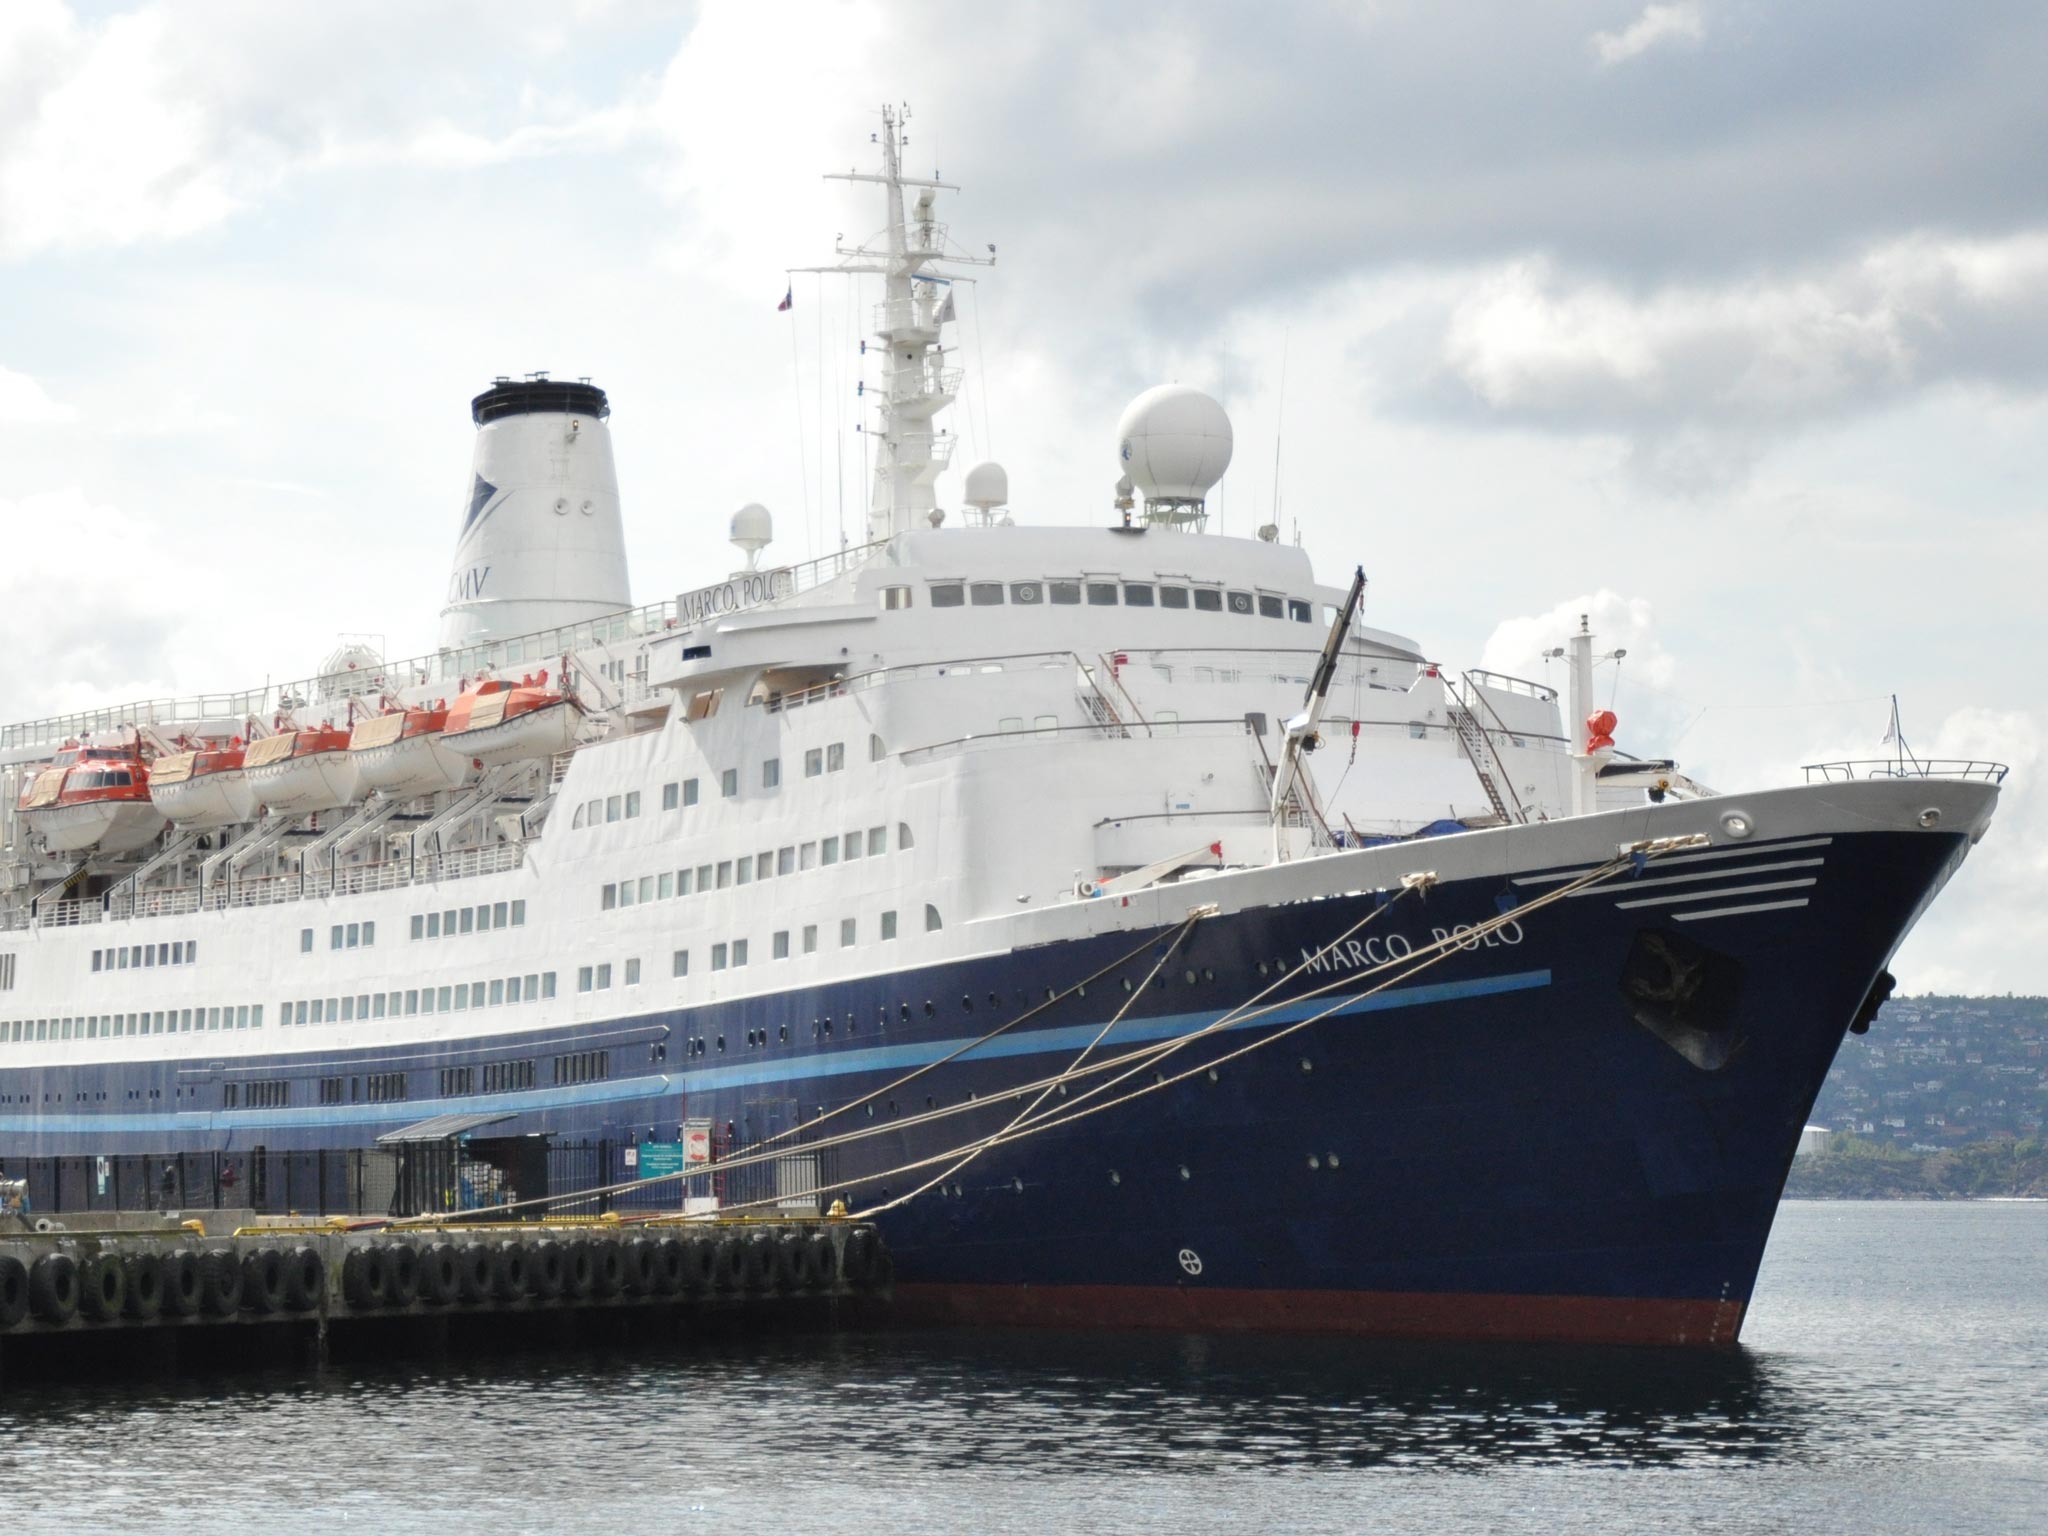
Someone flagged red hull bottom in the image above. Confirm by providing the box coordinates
[886,1282,1747,1349]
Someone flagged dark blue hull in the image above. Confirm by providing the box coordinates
[0,824,1968,1345]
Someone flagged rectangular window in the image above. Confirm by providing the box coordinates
[711,943,728,972]
[721,767,738,798]
[716,860,733,889]
[346,922,361,948]
[595,963,611,990]
[1288,597,1314,622]
[1087,582,1119,606]
[683,777,700,806]
[804,747,823,778]
[625,789,641,819]
[511,899,526,927]
[821,836,839,866]
[578,966,593,993]
[677,868,694,896]
[1193,587,1223,612]
[507,977,521,1004]
[735,856,753,886]
[929,582,965,607]
[489,978,505,1006]
[969,581,1004,606]
[840,918,857,948]
[661,781,679,811]
[881,910,898,940]
[731,939,748,967]
[800,842,817,871]
[697,863,713,891]
[602,883,617,911]
[773,930,790,960]
[1049,580,1082,605]
[868,824,887,854]
[625,958,640,986]
[638,875,654,903]
[491,902,507,929]
[762,757,780,789]
[756,849,775,880]
[92,949,103,973]
[618,880,636,909]
[672,949,689,977]
[777,847,795,876]
[459,907,475,935]
[426,912,441,938]
[803,924,818,955]
[882,585,913,609]
[604,794,620,823]
[453,985,468,1012]
[1159,584,1190,609]
[1124,583,1155,607]
[1009,580,1043,605]
[658,871,674,899]
[299,930,312,954]
[542,973,557,999]
[826,742,845,772]
[1227,590,1254,615]
[1258,593,1284,618]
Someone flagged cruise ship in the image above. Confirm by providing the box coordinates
[0,110,2007,1346]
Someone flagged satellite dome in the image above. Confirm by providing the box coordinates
[730,502,773,552]
[1115,385,1233,503]
[963,462,1009,510]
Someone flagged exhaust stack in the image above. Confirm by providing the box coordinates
[439,375,632,650]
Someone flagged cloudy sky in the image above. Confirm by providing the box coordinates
[2,0,2041,990]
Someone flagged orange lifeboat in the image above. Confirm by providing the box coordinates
[16,738,166,853]
[243,725,364,814]
[349,703,479,799]
[149,739,258,828]
[440,674,583,767]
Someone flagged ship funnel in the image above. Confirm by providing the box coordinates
[439,375,632,650]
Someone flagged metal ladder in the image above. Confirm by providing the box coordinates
[1447,700,1521,824]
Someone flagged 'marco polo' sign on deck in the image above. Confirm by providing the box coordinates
[676,568,794,626]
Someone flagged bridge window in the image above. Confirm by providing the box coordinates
[1124,583,1155,607]
[1258,594,1284,618]
[1086,582,1118,606]
[1192,588,1223,612]
[970,582,1004,606]
[1288,598,1313,622]
[1010,581,1042,604]
[1049,580,1082,605]
[882,585,913,610]
[1159,585,1190,609]
[929,583,965,607]
[1227,590,1255,615]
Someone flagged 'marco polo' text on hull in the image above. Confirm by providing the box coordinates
[0,109,2005,1349]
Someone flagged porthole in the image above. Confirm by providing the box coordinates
[1108,1169,1121,1186]
[1307,1154,1321,1171]
[1301,1058,1313,1073]
[1328,1153,1341,1169]
[901,1003,912,1022]
[961,995,973,1013]
[1121,978,1134,993]
[1177,1165,1191,1181]
[1258,962,1270,977]
[1203,968,1215,982]
[989,992,1001,1009]
[1184,969,1197,986]
[924,1001,935,1017]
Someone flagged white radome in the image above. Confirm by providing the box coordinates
[1116,385,1233,502]
[963,462,1009,510]
[730,502,773,558]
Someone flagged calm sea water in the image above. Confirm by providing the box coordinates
[1,1202,2041,1534]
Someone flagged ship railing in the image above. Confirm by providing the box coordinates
[1,691,273,752]
[1460,668,1559,703]
[901,717,1259,764]
[1802,759,2010,785]
[777,539,886,601]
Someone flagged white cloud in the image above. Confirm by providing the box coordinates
[0,364,74,424]
[1591,2,1705,68]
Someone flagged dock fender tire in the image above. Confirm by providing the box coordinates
[199,1250,243,1317]
[711,1235,744,1291]
[623,1238,659,1295]
[739,1234,773,1293]
[419,1243,462,1307]
[384,1244,420,1307]
[654,1238,689,1295]
[803,1232,836,1291]
[29,1252,78,1324]
[0,1254,29,1328]
[562,1240,595,1301]
[343,1247,389,1310]
[590,1240,623,1298]
[772,1232,804,1291]
[241,1247,287,1314]
[282,1247,324,1312]
[527,1240,565,1300]
[79,1251,127,1322]
[456,1244,494,1304]
[491,1242,528,1302]
[841,1228,878,1288]
[121,1251,163,1320]
[160,1250,203,1317]
[683,1237,716,1292]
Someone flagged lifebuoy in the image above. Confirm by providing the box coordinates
[78,1251,126,1322]
[281,1247,323,1312]
[121,1251,163,1320]
[29,1252,77,1323]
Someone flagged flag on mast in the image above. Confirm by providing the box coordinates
[777,284,793,312]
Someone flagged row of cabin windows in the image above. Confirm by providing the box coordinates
[601,823,914,912]
[576,739,869,834]
[91,940,196,972]
[2,1004,264,1044]
[279,974,558,1026]
[438,1066,475,1097]
[918,580,1315,622]
[678,904,940,988]
[313,921,377,951]
[408,900,527,941]
[553,1050,610,1086]
[222,1079,289,1110]
[576,959,642,991]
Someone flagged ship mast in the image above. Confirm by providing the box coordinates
[796,105,993,543]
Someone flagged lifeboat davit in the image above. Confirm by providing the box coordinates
[350,704,478,799]
[149,741,257,828]
[244,725,363,814]
[441,676,583,767]
[16,740,166,853]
